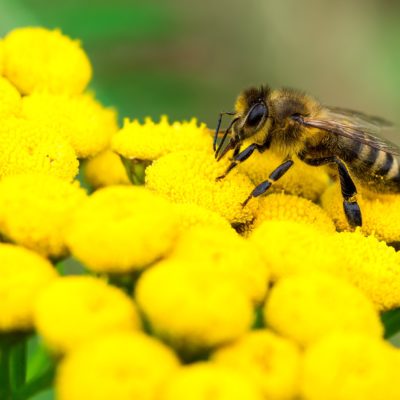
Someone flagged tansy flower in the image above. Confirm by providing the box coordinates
[301,332,400,400]
[0,76,21,117]
[21,92,118,158]
[0,117,78,181]
[264,273,383,347]
[83,149,130,189]
[159,363,262,400]
[249,220,342,281]
[66,186,179,273]
[322,184,400,243]
[332,231,400,311]
[212,330,301,400]
[135,259,254,353]
[253,192,335,233]
[238,150,330,202]
[145,150,259,225]
[34,276,141,354]
[56,332,180,400]
[0,174,87,258]
[3,27,92,95]
[0,39,4,74]
[0,244,57,331]
[174,203,234,233]
[170,226,269,303]
[112,116,212,161]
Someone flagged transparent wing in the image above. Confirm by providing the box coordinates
[301,106,400,156]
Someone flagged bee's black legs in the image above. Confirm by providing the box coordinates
[242,160,294,206]
[216,143,262,181]
[301,155,362,227]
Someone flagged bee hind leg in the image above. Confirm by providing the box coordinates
[241,159,294,206]
[300,155,362,227]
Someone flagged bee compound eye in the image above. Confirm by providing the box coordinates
[246,103,268,127]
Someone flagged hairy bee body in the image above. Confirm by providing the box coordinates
[214,86,400,227]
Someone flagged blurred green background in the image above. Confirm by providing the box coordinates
[1,0,400,128]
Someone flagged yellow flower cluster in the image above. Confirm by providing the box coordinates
[0,174,87,258]
[3,25,400,400]
[112,116,211,161]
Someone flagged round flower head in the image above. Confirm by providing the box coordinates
[253,193,335,233]
[0,117,78,181]
[0,174,87,258]
[332,231,400,311]
[322,184,400,243]
[301,332,400,400]
[212,330,301,400]
[0,244,57,331]
[174,203,234,233]
[112,116,211,161]
[0,39,4,74]
[136,259,253,353]
[250,220,341,281]
[34,276,141,354]
[264,273,383,347]
[0,76,21,117]
[66,185,179,273]
[170,226,269,303]
[21,92,118,158]
[3,27,92,94]
[239,150,330,201]
[83,150,130,189]
[56,332,179,400]
[159,363,262,400]
[145,150,259,225]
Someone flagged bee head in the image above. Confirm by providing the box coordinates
[234,86,270,141]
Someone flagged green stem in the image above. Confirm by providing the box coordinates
[10,339,26,392]
[0,340,12,400]
[382,307,400,338]
[14,365,55,400]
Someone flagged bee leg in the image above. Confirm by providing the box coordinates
[300,155,362,227]
[213,111,235,152]
[241,160,294,206]
[216,143,260,181]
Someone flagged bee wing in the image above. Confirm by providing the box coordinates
[301,107,400,156]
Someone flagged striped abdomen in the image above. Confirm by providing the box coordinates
[340,139,400,193]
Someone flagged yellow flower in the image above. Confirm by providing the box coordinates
[174,203,234,233]
[0,76,21,117]
[238,150,330,201]
[145,150,259,225]
[66,186,179,273]
[112,116,212,161]
[56,332,180,400]
[0,174,87,258]
[0,244,57,331]
[170,226,269,303]
[135,259,254,353]
[212,330,301,400]
[0,39,4,74]
[301,332,400,400]
[322,184,400,243]
[264,273,383,347]
[249,221,341,281]
[159,363,262,400]
[34,276,141,354]
[253,193,336,233]
[3,27,91,94]
[21,92,118,158]
[0,117,78,181]
[83,150,130,189]
[332,231,400,311]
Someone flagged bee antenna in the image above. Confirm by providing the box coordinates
[215,117,240,159]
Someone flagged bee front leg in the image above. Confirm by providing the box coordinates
[241,160,294,206]
[301,155,362,227]
[216,143,259,181]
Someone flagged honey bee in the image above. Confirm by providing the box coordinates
[214,86,400,227]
